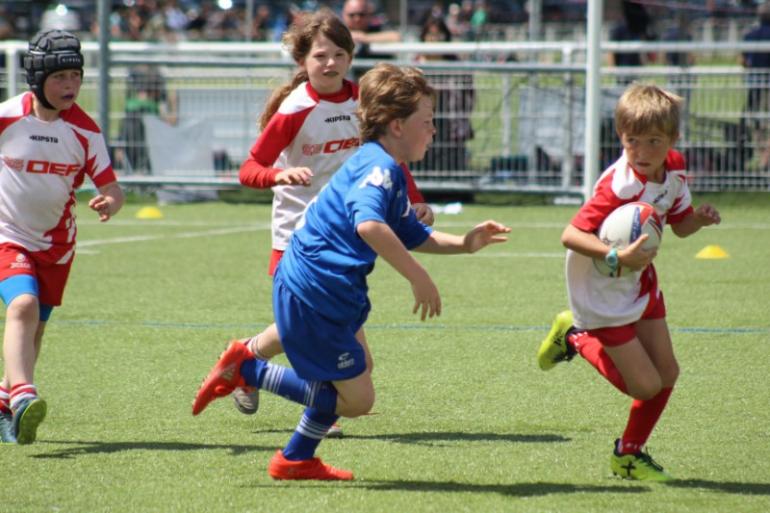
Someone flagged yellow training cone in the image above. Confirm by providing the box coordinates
[135,206,164,220]
[695,245,729,259]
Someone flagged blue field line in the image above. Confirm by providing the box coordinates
[674,326,770,334]
[34,318,770,335]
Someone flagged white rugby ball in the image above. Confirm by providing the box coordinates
[593,201,663,277]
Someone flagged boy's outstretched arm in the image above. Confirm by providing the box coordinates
[416,220,511,254]
[89,181,125,222]
[670,204,721,238]
[357,220,441,320]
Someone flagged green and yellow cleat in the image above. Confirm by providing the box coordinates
[611,446,674,482]
[537,310,576,371]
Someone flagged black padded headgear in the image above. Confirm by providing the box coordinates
[23,29,84,110]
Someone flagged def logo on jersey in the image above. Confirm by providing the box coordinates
[3,155,80,177]
[302,137,359,156]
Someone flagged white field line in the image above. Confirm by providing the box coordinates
[452,251,564,258]
[80,218,770,231]
[75,216,768,253]
[77,219,268,227]
[77,216,270,228]
[435,221,566,229]
[77,224,266,249]
[435,220,770,230]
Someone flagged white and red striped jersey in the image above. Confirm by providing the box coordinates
[566,149,694,330]
[0,92,117,265]
[240,81,361,251]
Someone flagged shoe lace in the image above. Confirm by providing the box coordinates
[637,450,665,472]
[553,335,577,363]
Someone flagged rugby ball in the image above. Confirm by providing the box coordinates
[593,202,663,277]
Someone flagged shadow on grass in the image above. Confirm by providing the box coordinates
[32,440,275,459]
[255,478,648,497]
[342,431,570,446]
[362,479,648,496]
[357,478,770,497]
[665,479,770,495]
[250,429,569,446]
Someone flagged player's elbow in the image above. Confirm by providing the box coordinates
[238,162,253,186]
[560,226,574,248]
[669,223,691,238]
[356,220,381,240]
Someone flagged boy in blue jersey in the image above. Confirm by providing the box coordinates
[192,63,510,481]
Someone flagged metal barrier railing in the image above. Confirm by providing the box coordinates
[2,40,769,193]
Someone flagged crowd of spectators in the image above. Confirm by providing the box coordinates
[0,1,766,45]
[1,1,311,43]
[100,0,492,44]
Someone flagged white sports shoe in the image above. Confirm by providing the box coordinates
[325,422,343,438]
[232,386,259,415]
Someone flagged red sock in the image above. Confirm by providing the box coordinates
[0,386,10,414]
[568,331,627,393]
[618,387,673,454]
[9,383,38,410]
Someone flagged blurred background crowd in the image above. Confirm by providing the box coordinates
[4,1,770,190]
[0,0,766,45]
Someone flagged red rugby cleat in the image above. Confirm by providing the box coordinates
[267,450,354,481]
[192,341,253,415]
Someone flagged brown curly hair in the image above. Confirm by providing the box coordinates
[357,63,436,142]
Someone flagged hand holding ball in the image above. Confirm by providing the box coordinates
[593,202,662,277]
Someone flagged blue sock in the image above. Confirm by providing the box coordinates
[240,360,337,414]
[240,358,266,388]
[282,408,339,461]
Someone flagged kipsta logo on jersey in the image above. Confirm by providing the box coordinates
[29,134,59,144]
[324,114,351,123]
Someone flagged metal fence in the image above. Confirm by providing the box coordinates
[2,40,769,194]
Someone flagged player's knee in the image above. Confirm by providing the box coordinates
[630,386,660,401]
[660,361,679,388]
[339,390,375,418]
[6,294,40,322]
[628,376,663,401]
[351,393,375,418]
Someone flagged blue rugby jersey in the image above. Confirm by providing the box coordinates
[277,141,432,322]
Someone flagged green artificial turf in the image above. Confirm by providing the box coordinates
[1,196,768,513]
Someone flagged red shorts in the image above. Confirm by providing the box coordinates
[267,249,285,277]
[583,290,667,347]
[0,244,72,306]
